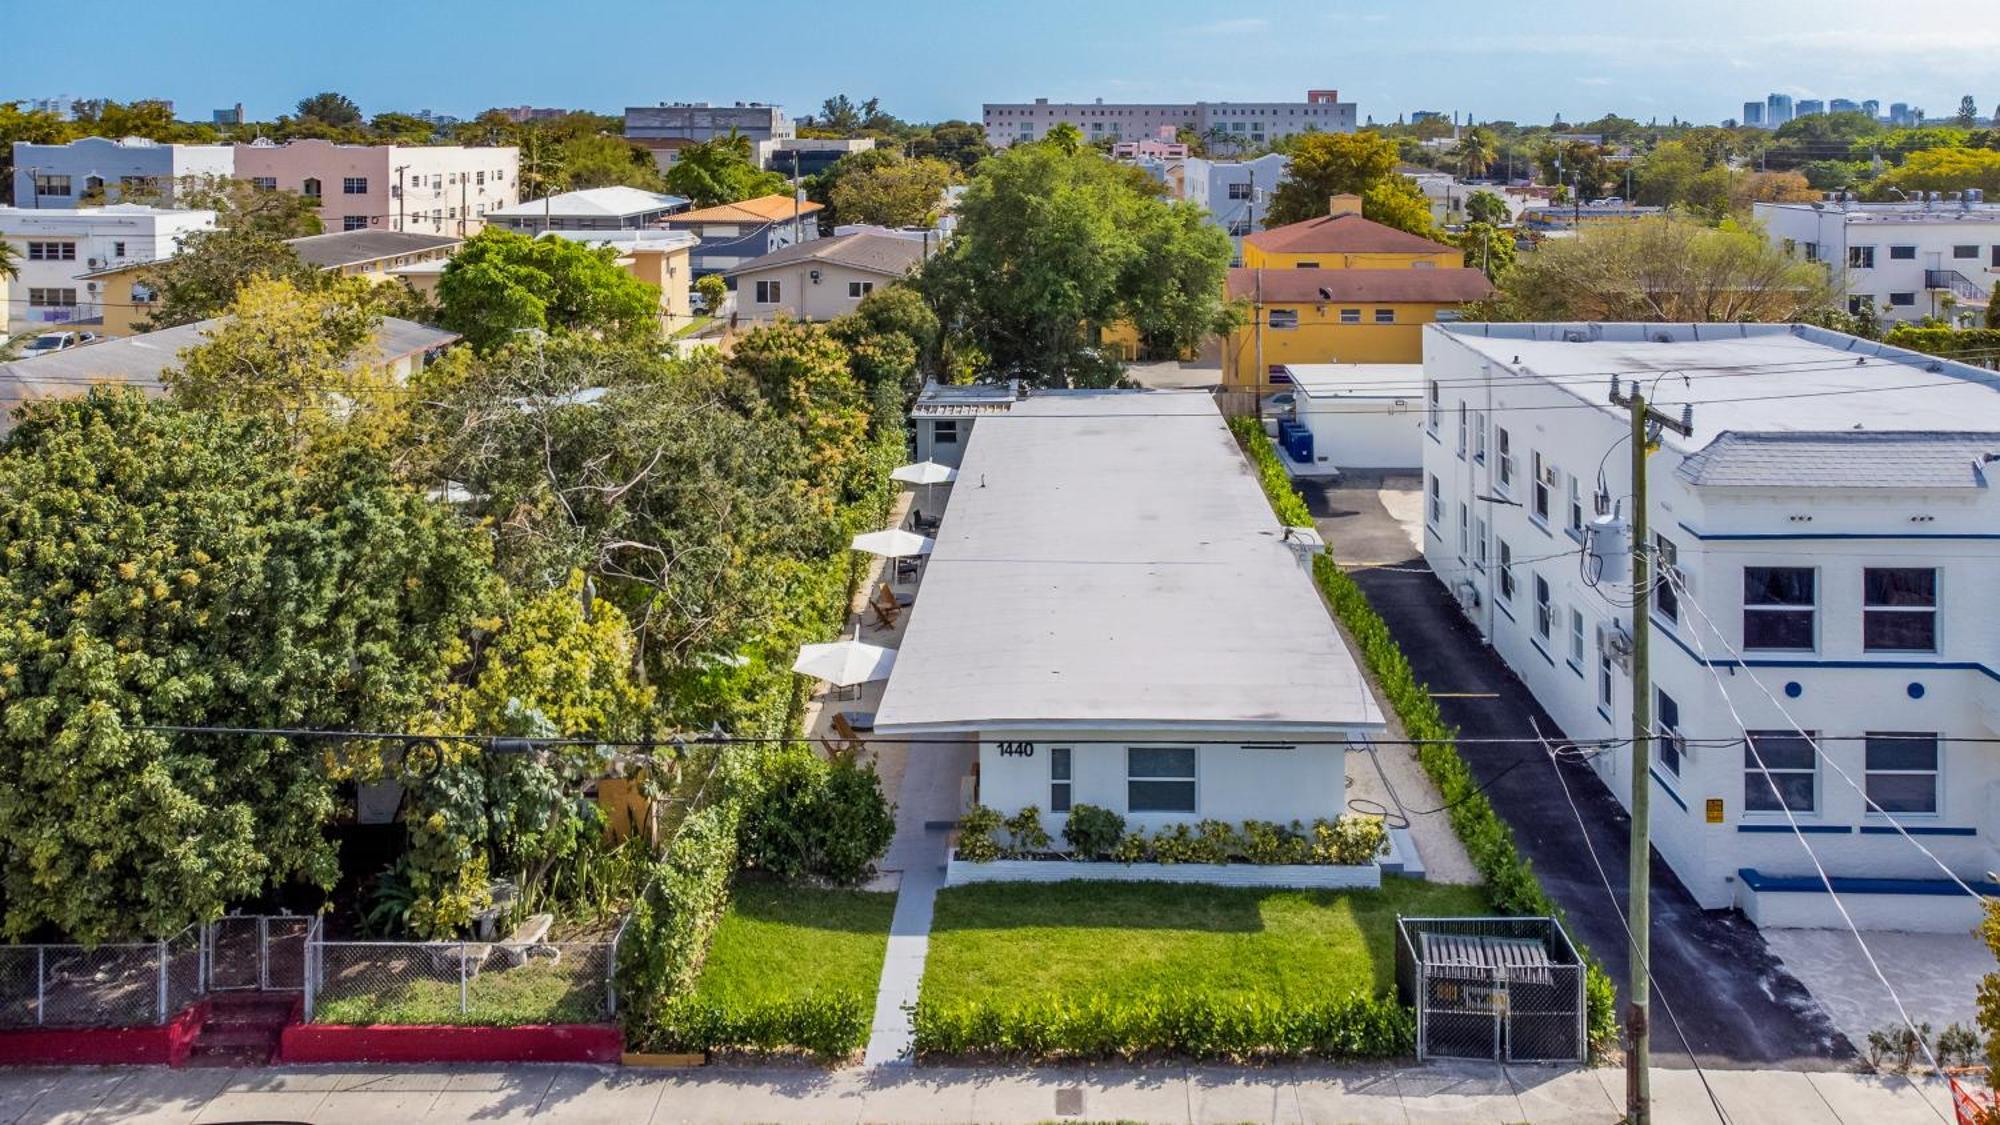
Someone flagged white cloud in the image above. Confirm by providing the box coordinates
[1184,16,1269,35]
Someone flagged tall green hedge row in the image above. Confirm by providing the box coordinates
[1231,416,1618,1052]
[911,991,1412,1061]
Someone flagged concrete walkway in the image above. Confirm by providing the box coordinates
[861,735,975,1067]
[0,1061,1963,1123]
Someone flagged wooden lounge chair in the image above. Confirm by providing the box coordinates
[827,712,868,760]
[876,582,914,610]
[868,589,901,630]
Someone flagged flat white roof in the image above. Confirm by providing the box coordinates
[1285,363,1424,400]
[1431,323,2000,454]
[872,390,1384,736]
[488,186,688,219]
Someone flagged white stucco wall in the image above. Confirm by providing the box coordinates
[974,730,1355,833]
[1298,394,1424,469]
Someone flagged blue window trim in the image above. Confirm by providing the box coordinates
[1494,601,1515,624]
[1677,521,2000,543]
[1655,625,2000,685]
[1738,867,2000,897]
[1859,824,1976,837]
[1426,430,1443,446]
[1597,705,1614,724]
[1736,823,1850,834]
[1564,525,1588,546]
[1529,639,1556,666]
[1527,513,1553,538]
[1566,658,1586,680]
[1648,769,1687,812]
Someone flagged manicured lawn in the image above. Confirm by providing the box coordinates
[692,881,898,1006]
[921,877,1487,1005]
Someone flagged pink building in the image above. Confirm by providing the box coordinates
[233,139,520,237]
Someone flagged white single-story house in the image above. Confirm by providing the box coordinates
[724,232,928,325]
[1281,363,1425,471]
[872,390,1386,832]
[908,380,1018,468]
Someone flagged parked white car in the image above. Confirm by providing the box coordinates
[20,330,98,358]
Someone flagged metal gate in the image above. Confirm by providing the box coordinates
[205,915,314,992]
[1397,916,1586,1064]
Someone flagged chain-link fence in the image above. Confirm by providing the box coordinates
[305,937,614,1025]
[1395,915,1586,1064]
[0,924,204,1028]
[206,915,312,992]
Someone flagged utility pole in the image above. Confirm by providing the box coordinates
[394,164,407,232]
[1608,376,1693,1125]
[791,150,802,246]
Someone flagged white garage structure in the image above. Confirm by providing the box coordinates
[1284,363,1425,471]
[872,389,1386,834]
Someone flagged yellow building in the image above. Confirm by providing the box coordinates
[80,229,463,337]
[1223,195,1492,390]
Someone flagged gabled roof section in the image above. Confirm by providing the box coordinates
[286,229,463,269]
[486,187,688,219]
[666,194,824,225]
[724,232,927,279]
[1228,267,1493,304]
[1244,211,1455,256]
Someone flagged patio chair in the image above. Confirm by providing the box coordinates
[876,581,914,610]
[867,589,901,631]
[895,556,922,583]
[827,712,868,760]
[911,511,942,535]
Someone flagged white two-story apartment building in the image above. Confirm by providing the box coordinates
[1420,322,2000,931]
[0,204,215,333]
[1756,195,2000,325]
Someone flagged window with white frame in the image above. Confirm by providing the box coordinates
[848,280,874,298]
[1268,308,1299,329]
[250,176,277,191]
[1427,473,1442,526]
[1498,540,1515,601]
[1374,308,1395,324]
[1569,608,1585,666]
[33,174,71,197]
[1458,503,1470,558]
[1456,402,1467,457]
[27,288,77,307]
[1226,181,1252,200]
[1862,567,1936,652]
[1340,308,1361,324]
[1496,427,1514,490]
[1848,245,1874,269]
[1655,688,1684,776]
[1567,476,1583,533]
[342,215,368,231]
[26,241,75,261]
[1531,451,1552,522]
[302,178,321,198]
[1744,730,1816,813]
[343,177,368,194]
[1534,575,1553,641]
[1127,747,1196,813]
[1598,636,1615,711]
[754,280,782,303]
[1472,411,1487,461]
[1743,566,1815,650]
[1050,747,1073,813]
[1864,732,1938,815]
[1426,380,1440,432]
[1474,516,1488,568]
[932,419,959,445]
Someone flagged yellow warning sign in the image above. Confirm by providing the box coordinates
[1705,798,1724,824]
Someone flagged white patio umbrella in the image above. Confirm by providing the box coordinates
[890,460,958,518]
[791,640,898,689]
[850,528,935,558]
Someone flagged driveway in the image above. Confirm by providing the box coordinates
[1301,472,1849,1069]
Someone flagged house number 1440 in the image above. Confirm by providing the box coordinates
[997,742,1035,757]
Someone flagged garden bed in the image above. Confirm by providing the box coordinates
[912,877,1486,1060]
[945,852,1381,890]
[634,881,896,1061]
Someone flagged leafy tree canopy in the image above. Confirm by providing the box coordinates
[296,91,363,129]
[661,133,788,207]
[827,156,955,228]
[436,228,662,352]
[1264,132,1431,233]
[136,227,324,330]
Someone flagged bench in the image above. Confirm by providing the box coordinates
[500,913,558,967]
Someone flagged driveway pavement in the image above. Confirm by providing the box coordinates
[0,1061,1960,1123]
[1301,473,1849,1069]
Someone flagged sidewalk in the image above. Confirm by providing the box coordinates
[0,1061,1960,1123]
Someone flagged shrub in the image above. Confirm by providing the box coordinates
[1311,816,1388,866]
[955,805,1004,862]
[618,785,743,1031]
[651,992,870,1060]
[1003,805,1051,856]
[1228,419,1618,1054]
[1111,828,1150,864]
[911,990,1412,1060]
[737,749,896,885]
[1241,820,1311,865]
[1150,823,1204,864]
[1193,820,1240,864]
[1061,804,1126,859]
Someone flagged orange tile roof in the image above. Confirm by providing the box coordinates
[666,194,824,224]
[1244,211,1455,256]
[1227,267,1494,304]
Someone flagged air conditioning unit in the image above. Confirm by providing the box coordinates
[87,256,104,268]
[1597,620,1634,673]
[1454,579,1483,612]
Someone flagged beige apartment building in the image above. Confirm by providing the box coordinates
[233,139,519,237]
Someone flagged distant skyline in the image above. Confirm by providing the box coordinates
[6,0,1996,129]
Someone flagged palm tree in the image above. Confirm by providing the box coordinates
[0,239,17,282]
[1043,122,1084,155]
[516,132,569,201]
[1451,129,1499,180]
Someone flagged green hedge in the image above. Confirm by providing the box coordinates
[1232,420,1619,1052]
[649,993,871,1060]
[1882,325,2000,365]
[911,991,1411,1060]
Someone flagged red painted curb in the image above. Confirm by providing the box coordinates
[278,1022,622,1064]
[0,1000,207,1067]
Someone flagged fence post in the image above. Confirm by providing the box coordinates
[35,947,45,1027]
[459,942,469,1016]
[258,916,270,991]
[157,937,170,1023]
[302,920,316,1022]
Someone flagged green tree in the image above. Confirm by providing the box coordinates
[436,228,662,351]
[136,227,325,330]
[907,121,988,175]
[828,156,954,228]
[556,133,667,192]
[164,276,386,431]
[1451,127,1498,179]
[1536,140,1614,201]
[369,112,438,144]
[1464,190,1509,226]
[1471,215,1834,323]
[1871,147,2000,197]
[161,174,324,238]
[661,132,788,207]
[0,389,492,941]
[1262,132,1401,227]
[919,142,1232,386]
[693,272,727,314]
[1042,122,1084,155]
[296,91,363,128]
[1454,221,1515,280]
[1958,96,1980,129]
[1988,282,2000,330]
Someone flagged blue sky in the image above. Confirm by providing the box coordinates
[7,0,1996,126]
